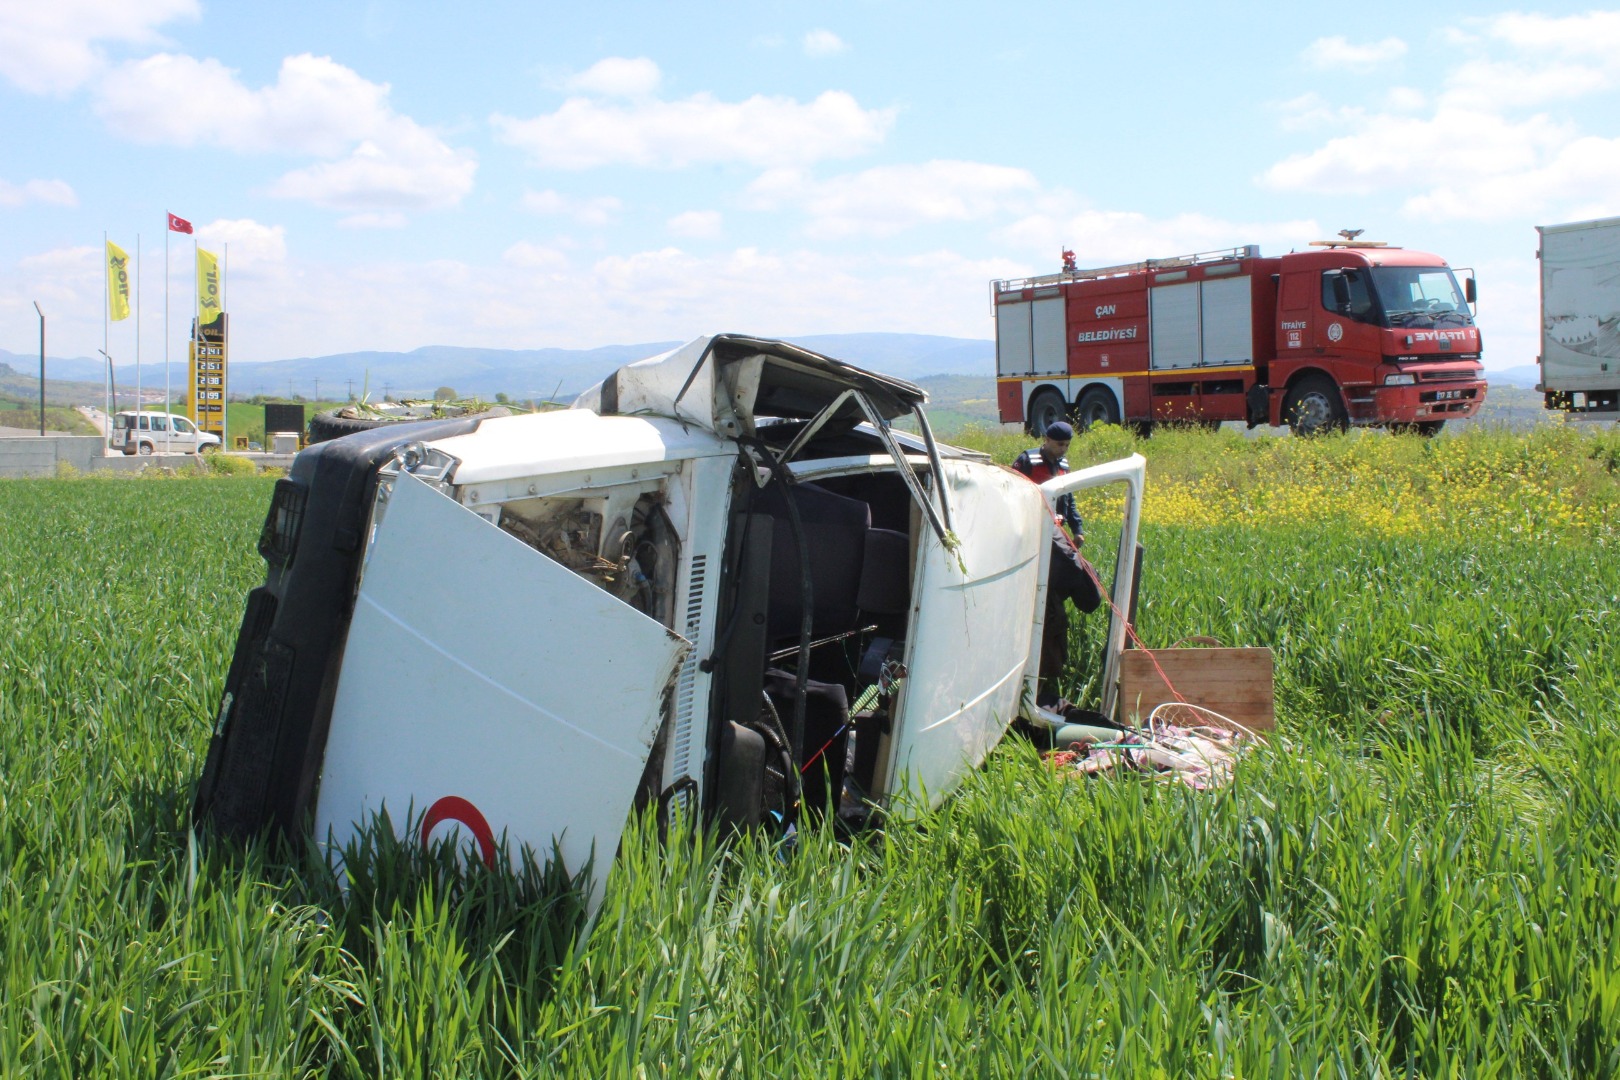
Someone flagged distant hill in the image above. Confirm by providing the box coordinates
[1484,364,1540,389]
[0,333,996,403]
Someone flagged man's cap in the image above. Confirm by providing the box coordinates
[1045,421,1074,440]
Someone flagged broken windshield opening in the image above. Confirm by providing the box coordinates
[771,387,953,545]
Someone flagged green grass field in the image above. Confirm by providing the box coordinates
[3,424,1619,1075]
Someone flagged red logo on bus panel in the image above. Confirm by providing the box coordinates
[420,795,497,868]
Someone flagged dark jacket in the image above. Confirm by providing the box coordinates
[1012,447,1084,538]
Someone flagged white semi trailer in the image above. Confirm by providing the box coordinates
[1538,216,1620,417]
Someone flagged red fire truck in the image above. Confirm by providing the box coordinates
[993,240,1487,436]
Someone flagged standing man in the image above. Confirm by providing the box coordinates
[1012,421,1099,709]
[1013,421,1084,540]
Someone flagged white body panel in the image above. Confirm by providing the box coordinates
[1027,454,1146,721]
[1150,282,1202,370]
[1200,276,1254,365]
[888,461,1047,810]
[1031,296,1068,376]
[996,300,1034,376]
[660,454,734,806]
[1538,216,1620,392]
[315,472,689,895]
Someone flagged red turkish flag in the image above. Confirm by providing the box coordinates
[167,212,193,234]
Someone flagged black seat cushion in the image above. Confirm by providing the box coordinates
[758,482,871,641]
[856,528,910,615]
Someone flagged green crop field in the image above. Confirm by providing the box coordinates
[3,423,1619,1076]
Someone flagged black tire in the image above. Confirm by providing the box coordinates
[307,411,391,444]
[1282,375,1348,437]
[137,441,154,456]
[1025,389,1068,437]
[1074,386,1121,432]
[308,404,513,446]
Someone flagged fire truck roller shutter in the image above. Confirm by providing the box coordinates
[995,295,1066,377]
[1030,296,1067,376]
[1150,282,1202,370]
[996,300,1033,377]
[1199,276,1254,365]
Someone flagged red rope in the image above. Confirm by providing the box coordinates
[1077,553,1184,703]
[799,724,849,774]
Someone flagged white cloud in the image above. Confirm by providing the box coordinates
[802,29,848,58]
[0,178,78,208]
[1481,10,1620,55]
[1304,35,1407,72]
[521,189,622,226]
[744,160,1039,237]
[502,242,570,270]
[667,210,722,238]
[492,89,894,169]
[1263,107,1572,197]
[1402,134,1620,221]
[0,0,196,94]
[96,53,387,154]
[1384,86,1426,112]
[194,218,287,264]
[1443,57,1610,110]
[996,207,1320,268]
[1264,13,1620,222]
[337,211,408,229]
[1273,92,1364,133]
[95,53,476,211]
[565,56,661,98]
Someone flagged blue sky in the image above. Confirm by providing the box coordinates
[4,1,1619,371]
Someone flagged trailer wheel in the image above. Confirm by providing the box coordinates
[1025,389,1069,437]
[1074,387,1121,432]
[1283,376,1347,437]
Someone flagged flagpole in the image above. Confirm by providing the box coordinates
[135,235,142,432]
[222,241,229,451]
[103,231,110,447]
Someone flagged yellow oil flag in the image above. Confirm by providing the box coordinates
[106,240,131,322]
[196,246,222,327]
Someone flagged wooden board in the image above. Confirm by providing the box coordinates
[1117,646,1274,734]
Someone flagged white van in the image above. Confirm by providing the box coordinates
[113,410,222,455]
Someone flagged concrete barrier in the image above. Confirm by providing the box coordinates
[0,439,297,478]
[0,435,105,477]
[89,452,297,474]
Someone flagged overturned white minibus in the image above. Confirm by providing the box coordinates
[194,335,1143,897]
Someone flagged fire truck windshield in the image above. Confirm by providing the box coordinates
[1370,266,1474,328]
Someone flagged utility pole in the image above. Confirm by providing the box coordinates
[383,382,393,402]
[314,377,320,402]
[347,378,355,401]
[33,301,44,436]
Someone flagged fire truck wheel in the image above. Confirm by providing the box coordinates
[1074,387,1121,432]
[1025,389,1069,437]
[1283,376,1347,437]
